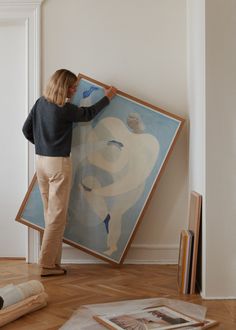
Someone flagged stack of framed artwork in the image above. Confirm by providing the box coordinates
[16,74,185,265]
[177,191,202,294]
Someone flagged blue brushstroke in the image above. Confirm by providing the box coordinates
[103,214,111,234]
[107,140,124,149]
[83,86,99,98]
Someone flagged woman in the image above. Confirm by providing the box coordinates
[22,69,116,276]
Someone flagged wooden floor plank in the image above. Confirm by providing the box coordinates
[0,260,235,329]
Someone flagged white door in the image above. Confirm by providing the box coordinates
[0,21,27,257]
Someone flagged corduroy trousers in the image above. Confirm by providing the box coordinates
[36,155,72,268]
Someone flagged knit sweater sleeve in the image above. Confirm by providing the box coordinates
[65,96,110,122]
[22,107,35,144]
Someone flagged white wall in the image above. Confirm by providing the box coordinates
[188,0,236,298]
[187,0,205,194]
[205,0,236,298]
[187,0,206,294]
[41,0,188,263]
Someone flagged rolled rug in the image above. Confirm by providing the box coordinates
[0,281,44,309]
[0,292,48,327]
[0,296,3,310]
[0,284,22,310]
[17,280,44,300]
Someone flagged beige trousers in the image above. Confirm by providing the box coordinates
[36,155,72,268]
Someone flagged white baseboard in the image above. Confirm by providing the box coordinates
[201,295,236,300]
[200,292,236,300]
[61,243,179,265]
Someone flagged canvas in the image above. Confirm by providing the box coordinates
[16,74,184,264]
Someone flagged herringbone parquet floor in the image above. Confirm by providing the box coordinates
[0,260,236,329]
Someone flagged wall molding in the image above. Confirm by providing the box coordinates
[0,0,42,262]
[61,243,179,265]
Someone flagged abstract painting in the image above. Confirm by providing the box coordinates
[16,74,184,264]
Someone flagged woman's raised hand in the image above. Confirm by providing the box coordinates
[104,86,117,100]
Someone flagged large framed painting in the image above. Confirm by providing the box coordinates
[16,74,185,265]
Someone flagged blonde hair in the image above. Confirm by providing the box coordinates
[43,69,77,106]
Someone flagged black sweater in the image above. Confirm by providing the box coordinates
[22,96,109,157]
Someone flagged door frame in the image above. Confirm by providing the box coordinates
[0,0,43,262]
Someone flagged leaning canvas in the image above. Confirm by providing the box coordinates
[16,74,184,264]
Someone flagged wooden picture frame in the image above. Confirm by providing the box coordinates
[177,230,188,293]
[177,230,194,294]
[179,318,219,329]
[200,319,219,329]
[93,305,202,330]
[16,74,185,265]
[188,191,202,294]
